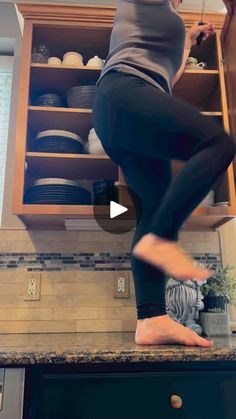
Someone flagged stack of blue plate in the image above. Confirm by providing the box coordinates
[67,85,96,108]
[24,178,91,204]
[34,130,84,154]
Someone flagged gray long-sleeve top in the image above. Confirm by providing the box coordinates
[96,0,186,94]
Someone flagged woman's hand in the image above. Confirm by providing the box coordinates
[185,22,215,49]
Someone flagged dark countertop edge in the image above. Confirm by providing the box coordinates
[1,349,236,365]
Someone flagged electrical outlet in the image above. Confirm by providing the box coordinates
[113,272,130,299]
[24,273,41,301]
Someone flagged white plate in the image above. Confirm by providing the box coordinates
[214,201,229,206]
[36,130,84,143]
[34,178,81,187]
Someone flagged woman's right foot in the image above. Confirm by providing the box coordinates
[135,314,213,347]
[133,233,213,281]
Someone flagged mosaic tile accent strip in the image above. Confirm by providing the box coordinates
[0,252,221,271]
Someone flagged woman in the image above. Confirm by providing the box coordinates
[92,0,236,347]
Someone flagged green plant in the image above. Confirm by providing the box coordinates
[201,264,236,306]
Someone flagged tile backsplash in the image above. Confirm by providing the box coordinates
[0,229,221,333]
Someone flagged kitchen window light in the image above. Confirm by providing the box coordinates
[0,56,13,224]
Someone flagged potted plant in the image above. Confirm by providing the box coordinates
[201,264,236,312]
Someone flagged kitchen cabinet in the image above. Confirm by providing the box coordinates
[24,362,236,419]
[13,4,236,229]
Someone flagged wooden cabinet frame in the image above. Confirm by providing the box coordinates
[13,4,236,229]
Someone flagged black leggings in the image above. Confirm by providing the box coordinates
[92,70,235,319]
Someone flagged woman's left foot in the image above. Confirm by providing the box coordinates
[133,233,213,281]
[135,314,213,347]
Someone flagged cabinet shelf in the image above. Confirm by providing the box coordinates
[17,204,236,230]
[27,106,222,148]
[25,152,117,180]
[30,64,101,95]
[173,70,220,110]
[31,64,219,73]
[29,63,219,101]
[28,106,92,139]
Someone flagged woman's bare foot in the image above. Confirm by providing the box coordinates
[133,233,213,280]
[135,314,213,347]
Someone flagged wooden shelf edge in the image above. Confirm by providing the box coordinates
[201,112,223,116]
[28,108,223,116]
[17,212,235,231]
[26,152,110,160]
[31,63,102,71]
[14,205,236,216]
[184,69,219,74]
[14,205,106,216]
[28,106,92,113]
[30,64,219,74]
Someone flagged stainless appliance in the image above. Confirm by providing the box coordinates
[0,369,25,419]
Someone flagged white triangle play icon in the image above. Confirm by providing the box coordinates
[110,201,128,219]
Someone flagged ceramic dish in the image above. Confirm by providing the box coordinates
[36,130,84,144]
[34,178,80,187]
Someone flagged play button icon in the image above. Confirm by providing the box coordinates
[93,184,142,234]
[110,201,128,219]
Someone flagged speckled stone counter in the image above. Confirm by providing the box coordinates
[1,333,236,365]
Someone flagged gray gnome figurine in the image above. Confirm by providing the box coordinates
[165,277,205,335]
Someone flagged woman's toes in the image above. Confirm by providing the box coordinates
[183,331,213,347]
[195,335,213,347]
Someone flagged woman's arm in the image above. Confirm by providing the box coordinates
[171,22,215,88]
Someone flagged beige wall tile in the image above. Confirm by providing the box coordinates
[0,308,53,321]
[181,241,220,254]
[204,231,220,243]
[122,319,136,331]
[28,321,76,333]
[0,230,31,242]
[41,282,113,296]
[0,271,27,283]
[42,271,116,282]
[76,319,124,332]
[0,295,125,308]
[0,322,29,333]
[0,321,77,333]
[76,319,136,332]
[180,232,206,242]
[53,307,136,320]
[0,284,25,296]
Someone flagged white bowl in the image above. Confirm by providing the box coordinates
[63,52,83,66]
[62,58,83,66]
[88,128,100,142]
[86,55,104,69]
[48,56,61,65]
[63,51,83,59]
[200,190,215,206]
[214,201,229,207]
[84,140,107,155]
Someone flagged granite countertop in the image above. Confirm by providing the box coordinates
[1,333,236,365]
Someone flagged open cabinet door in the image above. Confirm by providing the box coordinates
[222,0,236,149]
[221,1,236,332]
